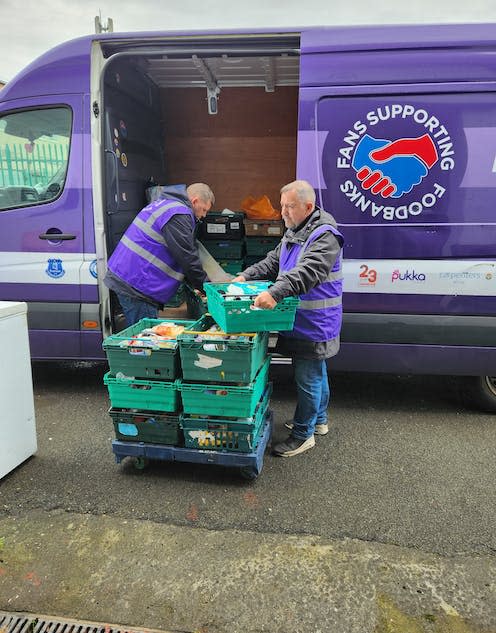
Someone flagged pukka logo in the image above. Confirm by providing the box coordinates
[392,269,426,283]
[337,104,456,221]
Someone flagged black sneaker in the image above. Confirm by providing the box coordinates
[272,435,315,457]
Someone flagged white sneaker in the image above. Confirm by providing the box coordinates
[272,434,316,457]
[284,421,329,436]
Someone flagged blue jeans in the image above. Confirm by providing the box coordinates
[117,293,158,327]
[291,358,330,440]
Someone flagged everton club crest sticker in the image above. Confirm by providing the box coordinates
[46,258,65,278]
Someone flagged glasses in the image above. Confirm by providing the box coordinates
[281,203,298,211]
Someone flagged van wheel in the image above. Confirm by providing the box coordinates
[463,376,496,413]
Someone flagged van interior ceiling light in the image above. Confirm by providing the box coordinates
[207,87,219,115]
[191,54,220,115]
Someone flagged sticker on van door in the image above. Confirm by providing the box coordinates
[334,103,456,221]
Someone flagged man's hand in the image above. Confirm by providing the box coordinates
[253,291,277,310]
[231,275,246,282]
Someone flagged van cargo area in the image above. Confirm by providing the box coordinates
[100,36,300,255]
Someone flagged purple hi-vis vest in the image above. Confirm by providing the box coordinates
[107,199,195,304]
[279,224,344,342]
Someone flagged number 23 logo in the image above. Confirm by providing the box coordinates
[359,264,377,284]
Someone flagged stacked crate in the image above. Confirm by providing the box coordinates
[177,314,272,453]
[243,218,284,268]
[198,212,245,276]
[102,318,193,447]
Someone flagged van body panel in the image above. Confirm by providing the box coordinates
[334,343,495,375]
[0,24,494,389]
[0,38,92,102]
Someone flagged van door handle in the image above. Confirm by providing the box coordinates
[39,233,76,240]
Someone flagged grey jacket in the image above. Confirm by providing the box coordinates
[241,208,343,360]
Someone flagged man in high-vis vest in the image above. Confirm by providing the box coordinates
[233,180,344,457]
[104,183,215,327]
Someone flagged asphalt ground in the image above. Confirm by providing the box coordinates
[1,361,494,556]
[0,361,495,632]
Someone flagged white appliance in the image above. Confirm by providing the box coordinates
[0,301,37,478]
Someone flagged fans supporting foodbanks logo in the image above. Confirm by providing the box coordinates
[336,104,456,221]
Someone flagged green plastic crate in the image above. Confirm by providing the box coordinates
[203,240,245,259]
[179,356,270,417]
[183,284,209,320]
[178,314,268,383]
[180,383,272,452]
[104,373,180,412]
[218,259,244,275]
[245,237,280,257]
[204,281,299,333]
[108,408,182,445]
[103,318,194,380]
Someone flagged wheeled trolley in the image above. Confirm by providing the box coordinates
[111,411,273,480]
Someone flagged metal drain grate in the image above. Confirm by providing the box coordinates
[0,613,183,633]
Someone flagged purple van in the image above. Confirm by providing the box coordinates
[0,24,494,409]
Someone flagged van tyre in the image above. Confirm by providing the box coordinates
[463,376,496,413]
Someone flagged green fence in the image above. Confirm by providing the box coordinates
[0,142,68,188]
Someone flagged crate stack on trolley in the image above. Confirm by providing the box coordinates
[102,281,299,478]
[198,212,246,276]
[198,211,285,275]
[243,218,285,268]
[103,318,193,452]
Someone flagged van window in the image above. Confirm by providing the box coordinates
[0,107,72,211]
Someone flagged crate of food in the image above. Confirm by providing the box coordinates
[104,373,180,412]
[218,259,244,275]
[245,237,281,257]
[178,314,268,383]
[243,219,285,237]
[108,408,182,445]
[180,383,272,452]
[103,318,194,380]
[204,281,299,333]
[179,355,270,417]
[203,240,245,260]
[198,212,245,240]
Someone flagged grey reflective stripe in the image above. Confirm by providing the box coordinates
[147,201,181,226]
[134,217,165,244]
[299,296,342,310]
[121,235,184,281]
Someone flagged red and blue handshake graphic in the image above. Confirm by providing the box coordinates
[352,134,438,198]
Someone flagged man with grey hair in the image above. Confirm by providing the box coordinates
[105,182,215,326]
[233,179,344,457]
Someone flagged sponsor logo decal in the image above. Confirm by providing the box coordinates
[391,269,426,283]
[359,264,377,286]
[46,258,65,279]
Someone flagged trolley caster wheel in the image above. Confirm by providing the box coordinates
[133,456,149,470]
[239,467,259,481]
